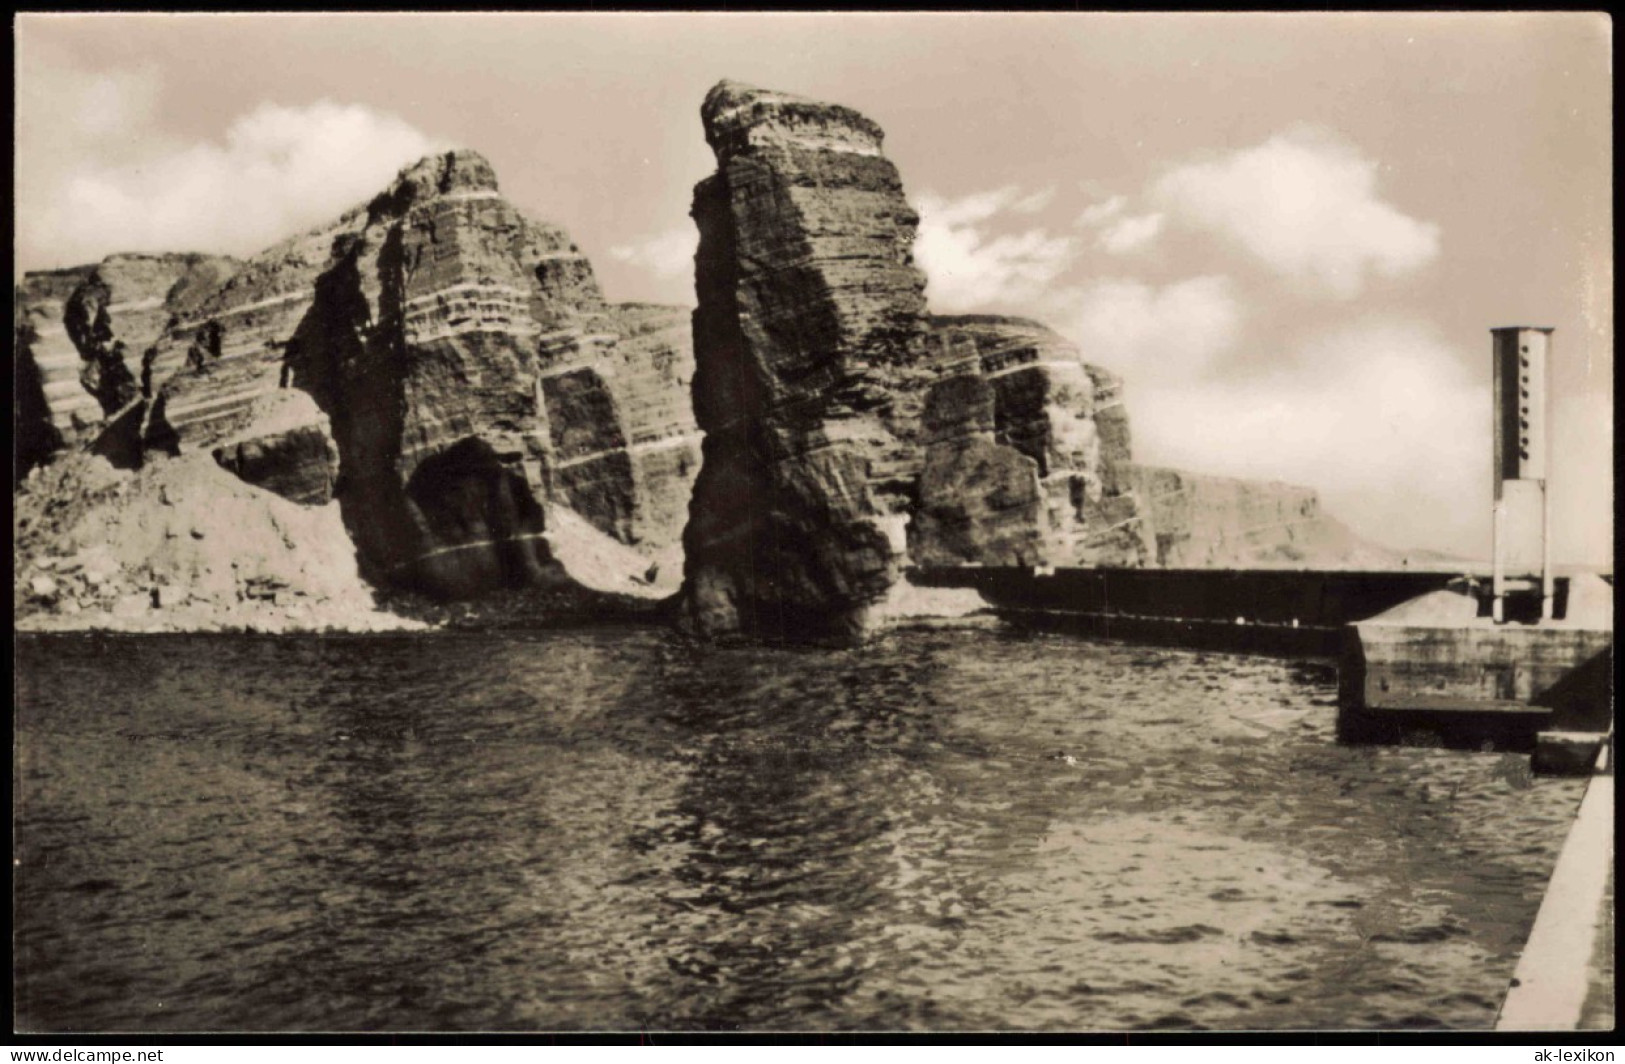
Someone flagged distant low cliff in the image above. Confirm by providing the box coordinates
[1130,465,1403,569]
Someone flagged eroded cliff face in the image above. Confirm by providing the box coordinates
[279,150,699,599]
[63,254,239,416]
[15,268,89,480]
[679,81,935,641]
[136,208,368,485]
[913,316,1151,570]
[209,390,339,507]
[13,255,238,468]
[596,303,704,576]
[17,150,702,623]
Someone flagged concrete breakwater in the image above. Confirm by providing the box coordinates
[909,565,1472,656]
[1340,577,1612,750]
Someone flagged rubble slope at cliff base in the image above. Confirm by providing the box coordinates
[15,449,422,633]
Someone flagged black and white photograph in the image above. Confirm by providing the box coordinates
[12,11,1614,1037]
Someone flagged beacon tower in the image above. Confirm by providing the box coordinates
[1490,326,1554,622]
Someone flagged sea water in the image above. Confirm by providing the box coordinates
[13,626,1583,1031]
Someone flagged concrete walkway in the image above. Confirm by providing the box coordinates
[1497,753,1614,1030]
[1579,865,1614,1030]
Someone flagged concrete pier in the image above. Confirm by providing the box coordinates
[908,565,1483,656]
[1497,744,1614,1030]
[1337,574,1612,748]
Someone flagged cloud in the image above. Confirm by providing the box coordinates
[903,160,1478,558]
[62,102,445,263]
[914,187,1077,311]
[1096,212,1165,255]
[1152,127,1441,298]
[1077,193,1163,255]
[1046,276,1242,385]
[16,46,448,270]
[1129,320,1490,556]
[15,46,163,272]
[609,226,698,279]
[1008,188,1055,214]
[897,142,1587,563]
[1076,196,1126,228]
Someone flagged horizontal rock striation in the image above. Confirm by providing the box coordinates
[66,253,238,410]
[912,359,1043,568]
[18,150,701,616]
[16,266,98,456]
[283,150,700,598]
[13,255,237,464]
[138,210,373,477]
[15,268,91,479]
[528,304,698,562]
[209,390,340,507]
[64,255,239,426]
[679,80,934,641]
[913,316,1151,570]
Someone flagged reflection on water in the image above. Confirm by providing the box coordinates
[14,627,1582,1031]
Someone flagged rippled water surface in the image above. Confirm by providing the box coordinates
[15,626,1583,1031]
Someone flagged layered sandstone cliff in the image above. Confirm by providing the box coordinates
[16,150,703,626]
[13,254,237,475]
[14,267,89,479]
[678,81,935,641]
[63,253,240,418]
[913,316,1150,570]
[136,209,366,476]
[17,92,1399,636]
[273,149,700,599]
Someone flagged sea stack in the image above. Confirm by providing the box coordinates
[677,81,1158,641]
[679,80,934,642]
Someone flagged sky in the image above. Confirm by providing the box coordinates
[14,13,1613,564]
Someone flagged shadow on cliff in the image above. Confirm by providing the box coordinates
[269,229,674,627]
[14,320,65,482]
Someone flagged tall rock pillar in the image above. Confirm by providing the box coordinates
[679,81,931,642]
